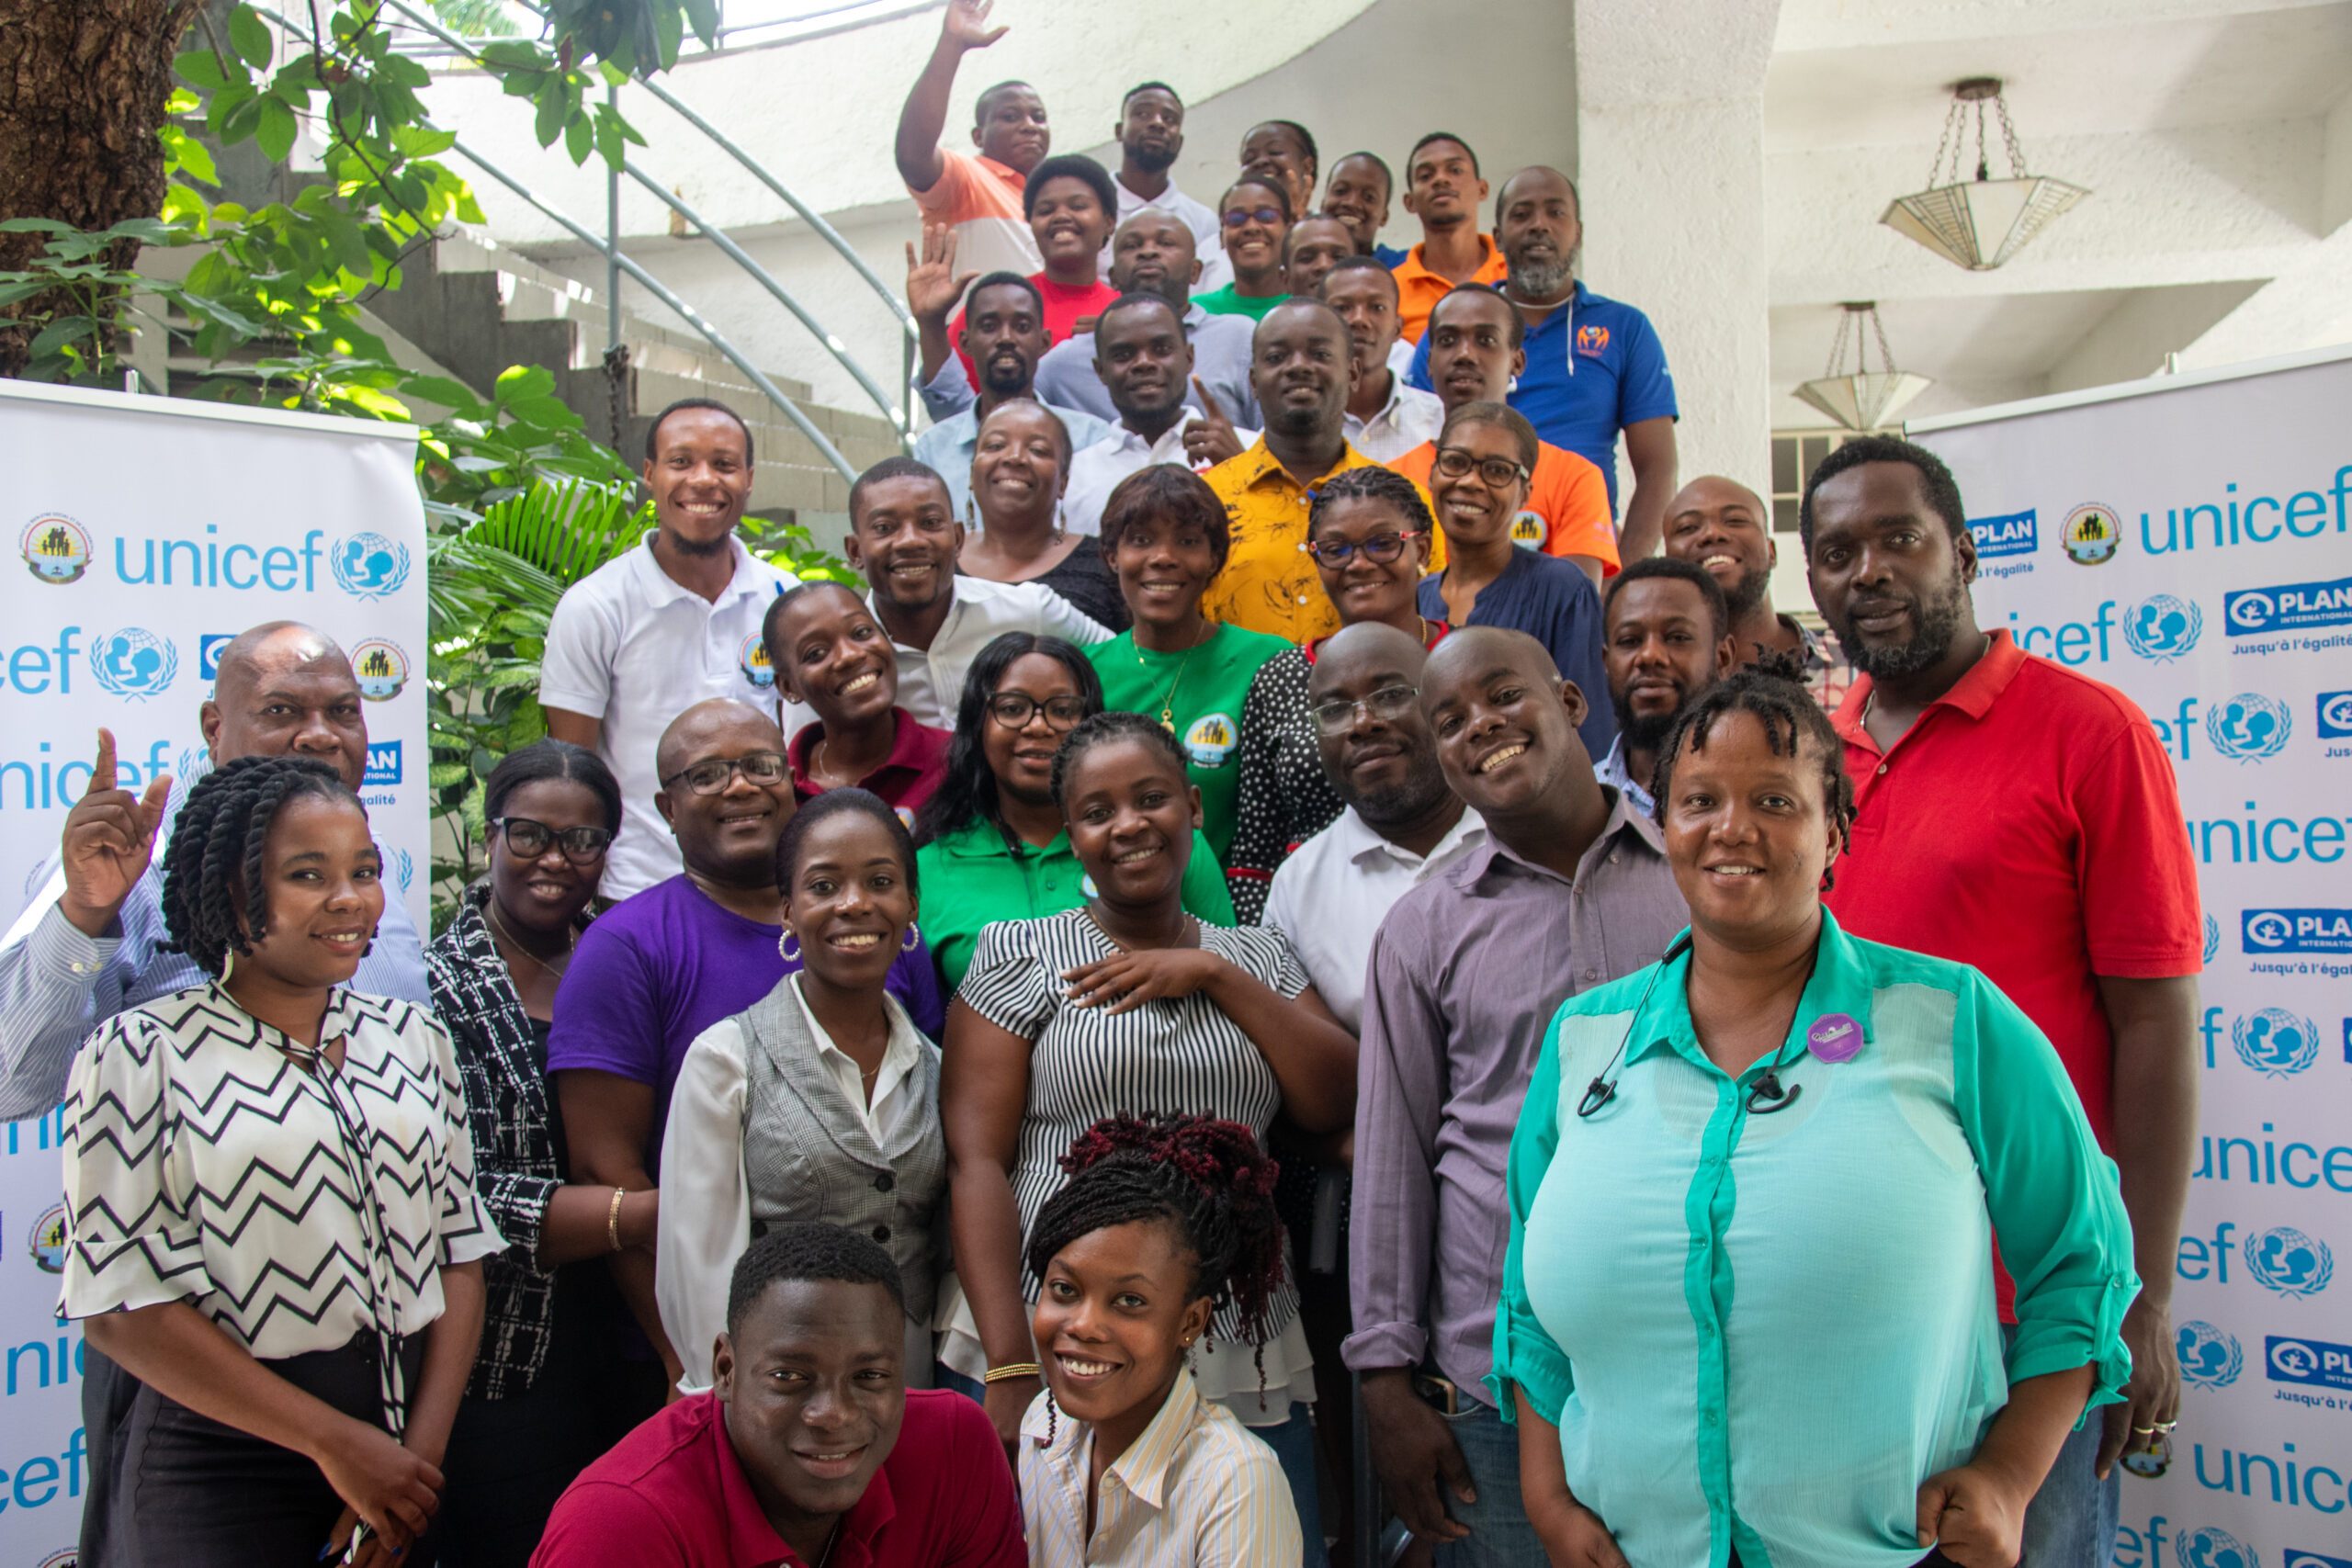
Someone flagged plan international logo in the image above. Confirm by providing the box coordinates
[1968,509,2037,558]
[2242,908,2352,955]
[2227,575,2352,637]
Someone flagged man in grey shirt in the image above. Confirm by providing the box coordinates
[1346,626,1684,1565]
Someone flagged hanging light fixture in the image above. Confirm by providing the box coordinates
[1793,302,1933,432]
[1881,78,2088,271]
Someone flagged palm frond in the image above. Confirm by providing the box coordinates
[465,477,647,587]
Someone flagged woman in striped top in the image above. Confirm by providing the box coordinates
[1020,1113,1303,1566]
[941,712,1355,1560]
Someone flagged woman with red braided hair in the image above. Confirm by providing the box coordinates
[1019,1112,1303,1566]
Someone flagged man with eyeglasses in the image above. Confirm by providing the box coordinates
[543,396,796,901]
[548,697,946,1393]
[1349,627,1682,1566]
[1389,285,1616,580]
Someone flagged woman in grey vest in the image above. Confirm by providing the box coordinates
[657,789,946,1389]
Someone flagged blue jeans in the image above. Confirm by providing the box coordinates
[2019,1414,2118,1567]
[1433,1401,1548,1568]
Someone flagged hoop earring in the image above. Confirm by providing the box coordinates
[220,948,235,984]
[778,928,801,964]
[901,921,921,953]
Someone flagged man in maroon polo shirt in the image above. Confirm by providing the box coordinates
[1803,434,2202,1568]
[534,1224,1023,1568]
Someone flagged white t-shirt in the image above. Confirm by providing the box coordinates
[1059,412,1263,538]
[539,530,797,900]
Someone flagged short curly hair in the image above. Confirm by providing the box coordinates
[1648,660,1857,865]
[1048,708,1191,811]
[159,755,367,978]
[1096,465,1233,577]
[727,1221,904,1335]
[1306,465,1438,544]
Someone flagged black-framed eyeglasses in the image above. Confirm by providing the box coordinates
[1304,530,1425,569]
[1222,206,1285,228]
[1433,446,1532,488]
[489,817,613,863]
[1310,683,1419,736]
[987,693,1091,731]
[660,750,789,795]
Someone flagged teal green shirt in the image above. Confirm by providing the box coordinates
[1492,911,2135,1568]
[1087,625,1291,863]
[915,819,1238,994]
[1193,284,1290,321]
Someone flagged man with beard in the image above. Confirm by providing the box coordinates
[1200,298,1438,642]
[1804,434,2201,1567]
[1102,81,1228,291]
[1406,166,1679,562]
[543,399,797,900]
[1391,132,1505,345]
[1349,626,1683,1565]
[905,261,1109,527]
[830,457,1108,730]
[1322,255,1443,461]
[1059,293,1261,536]
[1660,474,1849,709]
[1592,557,1734,814]
[893,0,1046,281]
[1323,150,1406,267]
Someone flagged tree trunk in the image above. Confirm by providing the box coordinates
[0,0,197,378]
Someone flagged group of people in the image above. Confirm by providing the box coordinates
[4,6,2211,1566]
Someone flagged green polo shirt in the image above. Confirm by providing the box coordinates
[1087,624,1291,863]
[1193,284,1290,321]
[915,819,1238,993]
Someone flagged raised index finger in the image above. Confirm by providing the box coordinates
[88,728,119,795]
[1192,378,1228,423]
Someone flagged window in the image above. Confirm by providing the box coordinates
[1770,428,1893,535]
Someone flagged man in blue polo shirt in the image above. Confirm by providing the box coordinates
[1408,165,1679,561]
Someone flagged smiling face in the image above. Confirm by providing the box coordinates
[1061,735,1201,908]
[205,627,370,790]
[1219,177,1291,289]
[769,584,897,729]
[1307,624,1443,822]
[1284,217,1357,299]
[1321,153,1392,252]
[1117,86,1184,175]
[1661,709,1838,948]
[1250,300,1353,441]
[1028,175,1113,276]
[1310,493,1430,627]
[716,1278,906,1535]
[781,809,916,994]
[1093,298,1193,426]
[1239,122,1315,218]
[1319,264,1402,378]
[1425,288,1522,411]
[976,83,1049,174]
[1662,477,1775,618]
[1033,1217,1211,1436]
[487,775,607,942]
[1106,503,1219,636]
[960,280,1047,399]
[982,652,1086,809]
[1605,577,1734,752]
[1430,418,1531,549]
[656,702,795,886]
[847,472,963,610]
[1805,461,1977,681]
[1404,138,1487,233]
[240,793,385,992]
[643,405,754,553]
[1423,632,1591,821]
[1108,211,1201,306]
[972,402,1069,529]
[1497,166,1581,298]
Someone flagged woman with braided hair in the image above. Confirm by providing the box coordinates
[58,755,502,1566]
[1019,1112,1303,1565]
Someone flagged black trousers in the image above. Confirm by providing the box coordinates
[106,1332,424,1568]
[75,1339,137,1568]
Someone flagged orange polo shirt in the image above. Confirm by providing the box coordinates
[910,148,1041,282]
[1392,233,1510,343]
[1388,438,1621,572]
[1200,438,1443,643]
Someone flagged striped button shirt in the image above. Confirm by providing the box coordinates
[1020,1368,1302,1567]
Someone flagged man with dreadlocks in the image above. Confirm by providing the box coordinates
[1021,1112,1304,1567]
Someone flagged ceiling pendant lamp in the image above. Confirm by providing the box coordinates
[1793,302,1933,432]
[1881,78,2089,271]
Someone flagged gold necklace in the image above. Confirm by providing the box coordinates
[1141,624,1213,732]
[486,898,575,981]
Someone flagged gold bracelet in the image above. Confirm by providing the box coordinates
[982,1361,1042,1384]
[606,1187,628,1253]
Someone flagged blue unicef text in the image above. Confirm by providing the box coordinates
[2139,464,2352,553]
[113,524,324,592]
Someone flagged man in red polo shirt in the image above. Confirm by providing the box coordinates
[534,1224,1023,1568]
[1803,434,2201,1568]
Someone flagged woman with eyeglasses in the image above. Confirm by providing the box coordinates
[1225,465,1446,923]
[956,399,1132,633]
[1193,175,1294,321]
[1494,670,2134,1568]
[1419,401,1615,764]
[911,632,1233,993]
[424,740,662,1566]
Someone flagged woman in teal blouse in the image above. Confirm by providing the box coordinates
[1493,670,2136,1568]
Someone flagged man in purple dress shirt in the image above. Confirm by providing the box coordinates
[1347,628,1684,1564]
[548,699,944,1390]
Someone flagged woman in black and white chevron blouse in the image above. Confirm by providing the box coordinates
[59,756,502,1568]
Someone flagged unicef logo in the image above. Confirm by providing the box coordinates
[385,846,414,894]
[2205,694,2290,762]
[2244,1225,2335,1299]
[2202,913,2221,964]
[88,627,180,701]
[21,513,93,583]
[2177,1526,2258,1568]
[333,532,411,600]
[2124,594,2201,661]
[2176,1320,2243,1388]
[2232,1008,2320,1077]
[350,638,411,702]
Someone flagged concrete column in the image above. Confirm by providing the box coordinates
[1570,0,1781,546]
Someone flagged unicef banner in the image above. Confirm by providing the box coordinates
[0,378,427,1561]
[1910,344,2352,1568]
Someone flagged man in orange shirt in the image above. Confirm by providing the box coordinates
[893,0,1046,282]
[1389,284,1617,584]
[1391,132,1507,344]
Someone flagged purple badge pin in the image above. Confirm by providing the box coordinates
[1806,1012,1864,1064]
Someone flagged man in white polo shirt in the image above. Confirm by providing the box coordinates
[541,398,796,901]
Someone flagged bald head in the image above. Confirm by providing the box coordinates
[654,698,783,784]
[1660,475,1777,618]
[654,698,794,886]
[1421,627,1598,832]
[200,621,368,790]
[1309,622,1430,702]
[1425,625,1562,688]
[1308,625,1448,826]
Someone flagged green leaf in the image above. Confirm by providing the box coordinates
[402,375,487,414]
[229,6,274,68]
[162,126,220,186]
[0,279,56,306]
[174,49,228,88]
[682,0,720,46]
[532,78,567,147]
[220,93,267,145]
[563,109,593,165]
[503,395,582,430]
[493,364,556,402]
[254,96,298,164]
[478,39,551,71]
[30,318,102,357]
[653,3,684,71]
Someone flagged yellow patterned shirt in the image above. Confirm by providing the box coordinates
[1198,438,1442,642]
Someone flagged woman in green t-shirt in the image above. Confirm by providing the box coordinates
[1193,175,1294,321]
[1084,467,1289,863]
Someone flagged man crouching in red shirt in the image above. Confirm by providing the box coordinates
[535,1223,1024,1568]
